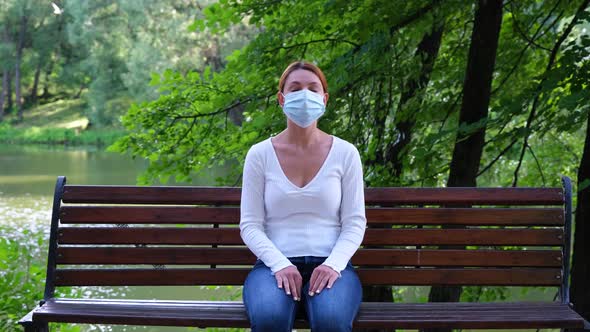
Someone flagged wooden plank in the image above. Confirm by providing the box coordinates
[364,187,564,206]
[58,227,564,246]
[366,207,564,225]
[362,228,564,246]
[352,249,562,267]
[57,247,256,265]
[58,227,244,245]
[353,302,585,329]
[356,268,562,286]
[59,206,564,226]
[60,206,240,224]
[56,247,562,268]
[54,268,562,286]
[62,186,242,205]
[32,299,585,329]
[62,185,564,206]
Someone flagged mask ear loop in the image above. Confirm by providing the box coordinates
[277,92,285,106]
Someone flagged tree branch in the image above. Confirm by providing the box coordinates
[510,1,559,52]
[477,136,519,176]
[527,143,547,186]
[265,38,360,53]
[512,0,590,187]
[389,1,438,37]
[172,98,252,120]
[492,1,564,95]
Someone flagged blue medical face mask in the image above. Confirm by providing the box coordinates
[281,89,326,128]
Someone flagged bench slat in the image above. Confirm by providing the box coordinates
[58,227,564,246]
[32,299,584,329]
[54,268,562,286]
[59,206,564,226]
[62,186,242,205]
[56,247,563,267]
[62,185,564,205]
[365,187,564,205]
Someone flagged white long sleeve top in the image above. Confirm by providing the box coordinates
[239,135,367,274]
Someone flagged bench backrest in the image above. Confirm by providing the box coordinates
[45,176,573,304]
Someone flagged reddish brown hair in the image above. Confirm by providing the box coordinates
[278,61,328,93]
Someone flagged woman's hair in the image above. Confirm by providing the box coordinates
[278,61,328,93]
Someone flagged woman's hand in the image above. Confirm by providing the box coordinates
[274,265,302,301]
[308,264,339,296]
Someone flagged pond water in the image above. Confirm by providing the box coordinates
[0,143,558,332]
[0,144,237,331]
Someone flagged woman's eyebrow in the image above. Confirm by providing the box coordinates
[287,81,319,86]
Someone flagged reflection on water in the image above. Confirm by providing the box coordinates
[0,144,147,197]
[0,144,242,332]
[0,143,231,196]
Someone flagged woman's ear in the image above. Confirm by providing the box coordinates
[277,91,285,107]
[323,93,329,106]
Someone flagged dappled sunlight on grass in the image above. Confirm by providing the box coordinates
[62,118,90,130]
[14,99,87,129]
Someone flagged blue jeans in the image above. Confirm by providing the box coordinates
[242,256,362,332]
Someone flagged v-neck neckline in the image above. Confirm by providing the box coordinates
[269,135,336,190]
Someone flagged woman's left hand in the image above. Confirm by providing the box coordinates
[308,264,339,296]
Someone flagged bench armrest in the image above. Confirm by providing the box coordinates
[18,307,36,326]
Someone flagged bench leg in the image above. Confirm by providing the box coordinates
[21,322,48,332]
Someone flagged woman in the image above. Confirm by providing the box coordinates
[240,61,367,332]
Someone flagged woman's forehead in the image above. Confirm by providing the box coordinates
[285,69,321,85]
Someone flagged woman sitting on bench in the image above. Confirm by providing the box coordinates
[239,61,368,332]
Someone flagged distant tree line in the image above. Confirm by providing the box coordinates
[0,0,254,126]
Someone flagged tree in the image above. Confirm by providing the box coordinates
[426,2,503,331]
[571,117,590,331]
[112,0,590,320]
[14,4,27,122]
[562,4,590,329]
[0,23,11,121]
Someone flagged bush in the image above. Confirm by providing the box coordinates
[0,123,125,146]
[0,222,82,331]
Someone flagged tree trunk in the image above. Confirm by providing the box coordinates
[41,60,54,100]
[0,69,7,122]
[425,1,503,332]
[386,23,444,178]
[355,22,445,332]
[569,114,590,331]
[6,69,13,113]
[30,61,42,105]
[15,14,27,122]
[0,25,9,121]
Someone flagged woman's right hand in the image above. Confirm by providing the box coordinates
[274,265,302,301]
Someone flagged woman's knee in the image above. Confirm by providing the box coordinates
[246,291,297,332]
[243,263,297,332]
[305,268,362,331]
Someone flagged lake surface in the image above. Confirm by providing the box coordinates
[1,144,558,332]
[0,144,237,332]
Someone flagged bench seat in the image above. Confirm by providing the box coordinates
[17,176,589,331]
[31,298,585,329]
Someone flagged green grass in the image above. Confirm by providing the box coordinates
[0,99,126,146]
[12,99,89,128]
